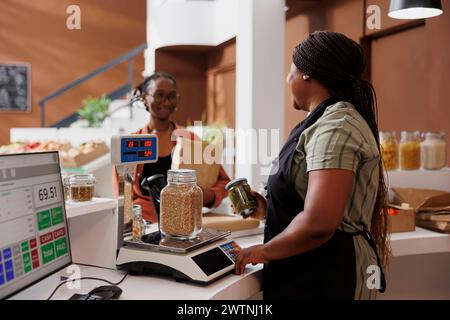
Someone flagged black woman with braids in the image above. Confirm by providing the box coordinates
[233,31,390,300]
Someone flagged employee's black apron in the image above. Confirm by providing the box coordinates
[263,97,386,300]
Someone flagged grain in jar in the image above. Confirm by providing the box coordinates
[399,131,421,170]
[69,174,95,202]
[379,131,398,171]
[132,204,145,240]
[160,169,203,240]
[421,132,447,170]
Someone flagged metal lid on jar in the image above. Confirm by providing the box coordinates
[167,169,197,184]
[225,178,249,191]
[69,173,96,186]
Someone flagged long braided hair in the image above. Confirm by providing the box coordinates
[293,31,390,267]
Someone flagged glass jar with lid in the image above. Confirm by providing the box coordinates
[225,178,257,216]
[399,131,421,170]
[69,174,96,202]
[132,204,145,240]
[379,131,398,171]
[160,169,203,240]
[421,131,447,170]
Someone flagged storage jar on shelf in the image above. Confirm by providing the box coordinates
[399,131,421,170]
[380,131,398,171]
[421,131,447,170]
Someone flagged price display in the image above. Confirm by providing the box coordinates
[33,181,62,208]
[119,136,158,164]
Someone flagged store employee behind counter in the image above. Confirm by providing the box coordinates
[232,31,389,300]
[113,72,230,223]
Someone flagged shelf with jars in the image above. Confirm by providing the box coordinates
[380,130,447,172]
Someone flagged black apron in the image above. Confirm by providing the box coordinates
[263,97,385,300]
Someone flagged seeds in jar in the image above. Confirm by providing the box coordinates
[160,184,202,238]
[70,185,94,201]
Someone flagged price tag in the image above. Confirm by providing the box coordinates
[33,181,62,209]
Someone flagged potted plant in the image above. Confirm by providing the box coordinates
[76,95,111,127]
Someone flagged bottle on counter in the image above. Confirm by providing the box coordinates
[132,204,145,241]
[160,169,203,240]
[421,131,447,170]
[69,174,95,202]
[399,131,421,170]
[379,131,398,171]
[61,172,71,200]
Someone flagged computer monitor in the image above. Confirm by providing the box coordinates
[0,152,71,299]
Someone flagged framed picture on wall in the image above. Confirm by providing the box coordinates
[0,63,31,112]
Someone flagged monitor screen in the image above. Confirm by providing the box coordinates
[0,152,71,299]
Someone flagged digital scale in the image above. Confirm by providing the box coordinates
[110,134,239,284]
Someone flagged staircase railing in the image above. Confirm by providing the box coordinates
[38,43,147,127]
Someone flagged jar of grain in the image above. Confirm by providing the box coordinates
[421,132,447,170]
[132,204,145,241]
[399,131,421,170]
[160,169,203,240]
[69,174,95,202]
[379,131,398,171]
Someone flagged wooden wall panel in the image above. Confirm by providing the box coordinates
[0,0,146,145]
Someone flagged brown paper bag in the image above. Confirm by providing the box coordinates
[171,137,223,189]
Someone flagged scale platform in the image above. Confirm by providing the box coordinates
[123,228,231,254]
[117,229,240,284]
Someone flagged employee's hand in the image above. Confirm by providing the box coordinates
[232,245,268,275]
[248,191,267,220]
[230,191,267,220]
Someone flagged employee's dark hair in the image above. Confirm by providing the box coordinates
[132,72,177,110]
[293,31,390,266]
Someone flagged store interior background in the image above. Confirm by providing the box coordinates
[1,0,449,165]
[1,0,450,300]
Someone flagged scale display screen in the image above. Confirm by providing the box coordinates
[191,241,239,276]
[192,247,233,276]
[120,136,158,164]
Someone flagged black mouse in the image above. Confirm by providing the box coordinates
[88,285,122,300]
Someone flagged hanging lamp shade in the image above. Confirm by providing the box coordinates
[389,0,443,19]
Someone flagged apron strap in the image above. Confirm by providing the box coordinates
[347,230,386,293]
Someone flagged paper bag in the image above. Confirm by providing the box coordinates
[171,137,223,189]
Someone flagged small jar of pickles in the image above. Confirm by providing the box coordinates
[380,131,398,171]
[225,178,257,216]
[399,131,421,170]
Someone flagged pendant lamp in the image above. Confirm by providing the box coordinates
[389,0,443,19]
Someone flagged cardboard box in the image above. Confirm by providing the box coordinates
[387,204,416,233]
[391,188,450,233]
[60,141,109,168]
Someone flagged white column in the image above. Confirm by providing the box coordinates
[235,0,286,189]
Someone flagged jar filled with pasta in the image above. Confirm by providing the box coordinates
[399,131,421,170]
[379,131,398,171]
[421,132,447,170]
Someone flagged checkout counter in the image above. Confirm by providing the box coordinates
[10,191,264,300]
[11,194,450,300]
[3,137,450,300]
